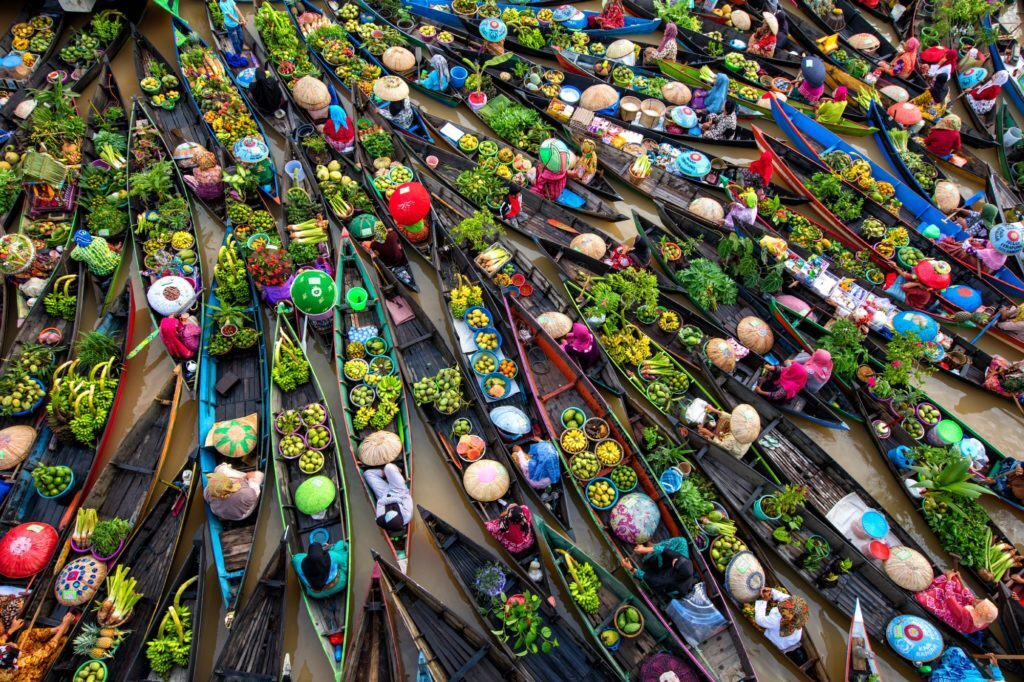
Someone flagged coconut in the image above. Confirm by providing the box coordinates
[579,84,619,112]
[382,46,416,74]
[688,197,725,223]
[292,76,330,110]
[932,180,960,213]
[662,81,692,105]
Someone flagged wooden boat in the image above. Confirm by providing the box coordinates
[419,507,621,682]
[0,4,66,104]
[421,111,626,219]
[985,15,1024,120]
[997,103,1024,193]
[402,137,628,256]
[271,310,352,680]
[372,550,526,681]
[343,565,402,682]
[31,457,196,680]
[845,600,882,682]
[504,296,758,682]
[334,235,413,569]
[197,230,270,621]
[353,89,438,266]
[430,216,575,537]
[423,172,624,395]
[793,0,897,60]
[118,531,206,682]
[213,533,288,681]
[127,98,205,390]
[621,399,829,681]
[203,0,299,138]
[172,15,280,203]
[131,27,225,218]
[674,14,802,70]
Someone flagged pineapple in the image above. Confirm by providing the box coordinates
[73,622,125,659]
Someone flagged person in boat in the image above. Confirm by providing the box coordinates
[723,187,758,230]
[693,402,760,458]
[204,463,264,522]
[292,539,349,598]
[948,203,998,238]
[930,72,951,105]
[982,355,1024,397]
[884,263,944,308]
[591,0,625,29]
[916,569,1000,635]
[418,54,451,93]
[485,503,535,554]
[159,312,201,360]
[746,13,779,58]
[795,56,827,104]
[561,322,602,369]
[364,463,413,534]
[374,77,415,131]
[939,236,1008,274]
[250,68,285,115]
[739,152,774,195]
[996,304,1024,336]
[512,440,561,491]
[0,611,75,682]
[362,218,404,269]
[699,73,730,116]
[568,139,599,185]
[754,587,808,653]
[643,22,678,65]
[814,86,848,126]
[320,105,354,154]
[70,230,119,278]
[531,149,569,202]
[184,151,224,201]
[931,649,1006,682]
[702,100,738,140]
[922,114,962,158]
[755,360,808,402]
[921,47,959,81]
[500,190,524,228]
[878,37,919,80]
[793,348,833,393]
[219,0,247,57]
[965,70,1009,115]
[983,456,1024,503]
[625,538,698,598]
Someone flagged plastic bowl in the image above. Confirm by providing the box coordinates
[469,350,499,376]
[75,659,108,680]
[304,425,333,451]
[585,477,620,510]
[473,327,503,352]
[561,407,586,429]
[279,433,307,460]
[481,372,512,399]
[11,378,46,416]
[36,468,74,500]
[464,305,493,329]
[610,465,638,492]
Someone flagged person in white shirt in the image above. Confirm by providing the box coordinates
[754,587,808,653]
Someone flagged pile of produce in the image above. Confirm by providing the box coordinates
[209,297,258,357]
[73,621,126,661]
[81,122,129,239]
[43,274,79,321]
[888,130,938,191]
[413,367,464,415]
[9,15,56,76]
[344,334,403,431]
[614,605,643,636]
[555,549,601,614]
[32,463,72,497]
[818,151,901,215]
[272,332,311,391]
[313,159,372,217]
[710,535,748,572]
[478,98,555,153]
[276,403,334,470]
[25,78,85,165]
[58,10,124,70]
[296,12,380,91]
[96,565,143,627]
[587,478,617,507]
[179,43,260,150]
[145,575,198,677]
[47,335,122,445]
[255,3,322,88]
[138,56,180,111]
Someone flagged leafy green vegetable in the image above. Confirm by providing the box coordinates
[675,259,737,310]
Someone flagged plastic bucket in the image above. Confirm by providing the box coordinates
[1004,126,1022,148]
[866,540,890,561]
[925,419,963,446]
[346,287,368,311]
[451,66,468,89]
[854,510,889,540]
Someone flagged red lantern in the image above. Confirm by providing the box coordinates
[0,522,58,578]
[915,260,951,290]
[388,182,431,226]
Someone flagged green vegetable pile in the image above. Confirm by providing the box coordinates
[89,517,131,556]
[556,549,600,614]
[806,172,864,223]
[272,332,311,391]
[479,98,555,153]
[47,340,121,445]
[146,576,197,677]
[675,259,738,311]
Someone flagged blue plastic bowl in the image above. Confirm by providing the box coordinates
[36,468,74,500]
[586,477,620,511]
[469,350,499,376]
[464,306,493,330]
[481,372,513,400]
[473,327,503,352]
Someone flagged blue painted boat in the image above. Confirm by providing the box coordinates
[404,0,661,37]
[171,16,280,204]
[197,228,271,621]
[985,14,1024,120]
[770,95,1024,299]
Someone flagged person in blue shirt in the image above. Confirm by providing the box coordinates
[292,540,348,598]
[418,54,451,92]
[219,0,247,57]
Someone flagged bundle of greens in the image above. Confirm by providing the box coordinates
[818,319,868,381]
[272,333,311,391]
[451,209,503,251]
[675,258,737,310]
[479,99,554,153]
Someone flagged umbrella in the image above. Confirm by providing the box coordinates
[892,311,938,342]
[0,522,58,578]
[610,493,660,543]
[941,284,982,311]
[388,181,431,226]
[291,269,336,317]
[538,139,570,173]
[888,102,923,126]
[886,615,943,663]
[147,276,196,317]
[373,76,409,102]
[55,556,108,606]
[295,475,337,515]
[883,546,934,592]
[800,56,825,87]
[479,18,507,43]
[233,136,269,163]
[489,405,531,436]
[730,404,761,444]
[991,223,1023,254]
[724,550,765,602]
[0,425,36,471]
[463,459,509,502]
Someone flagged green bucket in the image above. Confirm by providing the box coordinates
[926,419,963,446]
[346,287,368,311]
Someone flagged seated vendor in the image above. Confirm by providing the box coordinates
[292,540,348,598]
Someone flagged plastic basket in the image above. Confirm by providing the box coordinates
[481,372,512,399]
[472,327,502,352]
[586,477,619,510]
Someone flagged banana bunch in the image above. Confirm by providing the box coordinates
[557,550,601,615]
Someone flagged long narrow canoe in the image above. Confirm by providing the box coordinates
[272,310,352,680]
[372,551,525,681]
[343,565,402,682]
[997,103,1024,194]
[198,230,270,621]
[334,235,413,569]
[0,4,66,105]
[846,599,882,682]
[985,16,1024,120]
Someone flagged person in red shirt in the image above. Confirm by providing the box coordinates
[966,70,1009,115]
[500,191,523,228]
[484,504,535,554]
[591,0,625,29]
[321,105,354,153]
[922,115,962,158]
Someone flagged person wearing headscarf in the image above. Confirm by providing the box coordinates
[702,100,738,140]
[159,313,200,360]
[485,503,535,554]
[741,152,775,192]
[940,236,1009,273]
[643,22,678,65]
[418,54,451,92]
[362,219,405,269]
[966,70,1009,115]
[923,114,962,158]
[364,463,413,533]
[755,588,808,652]
[982,354,1024,397]
[249,68,284,114]
[916,569,1000,634]
[755,360,808,402]
[794,349,833,393]
[322,104,354,153]
[747,15,778,58]
[204,462,264,521]
[531,154,569,201]
[949,203,998,238]
[0,612,75,682]
[797,57,826,103]
[293,539,349,598]
[184,150,224,201]
[70,230,119,277]
[930,71,951,104]
[723,187,758,230]
[880,37,919,79]
[923,47,960,80]
[814,86,848,125]
[696,403,758,457]
[592,0,626,29]
[568,139,599,184]
[380,97,415,130]
[562,322,602,369]
[930,649,1005,682]
[996,303,1024,336]
[513,440,561,490]
[626,538,698,598]
[702,73,730,115]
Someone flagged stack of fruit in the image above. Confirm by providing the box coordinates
[33,464,72,497]
[614,606,643,637]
